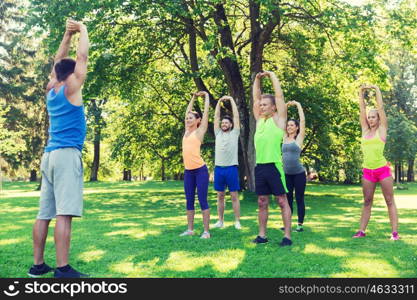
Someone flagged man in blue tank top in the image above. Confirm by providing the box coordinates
[28,19,89,278]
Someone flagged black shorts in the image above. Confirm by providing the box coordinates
[255,163,287,196]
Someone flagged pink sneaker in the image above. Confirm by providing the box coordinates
[352,230,366,238]
[391,232,400,241]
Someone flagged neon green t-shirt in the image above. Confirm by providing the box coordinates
[361,130,387,169]
[254,117,284,165]
[254,117,288,193]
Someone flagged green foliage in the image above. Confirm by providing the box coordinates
[3,0,416,182]
[1,1,48,176]
[382,0,417,179]
[82,142,121,181]
[385,109,417,164]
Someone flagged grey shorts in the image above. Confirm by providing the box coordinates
[37,147,84,219]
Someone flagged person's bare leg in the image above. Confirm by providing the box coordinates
[33,219,51,265]
[186,210,195,231]
[55,215,72,267]
[380,176,398,233]
[359,179,377,232]
[230,191,240,222]
[277,195,292,239]
[216,191,225,223]
[258,195,269,237]
[202,208,210,232]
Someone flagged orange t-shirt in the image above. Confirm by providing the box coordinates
[182,131,205,170]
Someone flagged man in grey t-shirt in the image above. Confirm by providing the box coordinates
[212,96,241,229]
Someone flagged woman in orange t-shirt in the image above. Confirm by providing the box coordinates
[180,91,211,239]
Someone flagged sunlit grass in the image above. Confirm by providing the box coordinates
[336,258,400,277]
[0,238,26,246]
[110,257,161,277]
[0,206,37,213]
[164,249,245,273]
[105,228,162,239]
[0,181,416,278]
[303,244,348,257]
[79,249,106,263]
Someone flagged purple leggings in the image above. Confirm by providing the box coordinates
[184,165,209,210]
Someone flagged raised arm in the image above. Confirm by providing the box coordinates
[66,21,89,95]
[214,98,222,132]
[294,101,305,146]
[46,22,75,91]
[371,85,388,128]
[185,94,196,120]
[266,71,286,129]
[252,73,263,121]
[229,97,240,129]
[54,21,75,63]
[358,85,369,131]
[196,91,210,140]
[266,71,286,117]
[219,96,240,130]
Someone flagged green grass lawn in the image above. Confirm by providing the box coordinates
[1,180,416,278]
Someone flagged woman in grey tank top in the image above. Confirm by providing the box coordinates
[283,101,307,232]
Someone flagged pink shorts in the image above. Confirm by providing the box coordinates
[363,165,392,183]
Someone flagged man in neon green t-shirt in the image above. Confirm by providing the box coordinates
[252,71,292,247]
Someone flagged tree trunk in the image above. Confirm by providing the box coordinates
[37,106,50,192]
[30,170,37,182]
[407,159,414,182]
[139,165,143,181]
[400,163,403,183]
[183,5,255,190]
[161,158,166,181]
[90,132,100,182]
[180,2,281,191]
[245,1,281,191]
[216,7,255,191]
[123,169,131,181]
[88,99,107,182]
[395,163,400,185]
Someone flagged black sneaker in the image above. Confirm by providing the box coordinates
[279,237,292,247]
[252,236,268,244]
[54,265,90,278]
[28,263,54,277]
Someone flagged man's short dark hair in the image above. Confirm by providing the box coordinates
[55,58,76,82]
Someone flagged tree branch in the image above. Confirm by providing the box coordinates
[146,82,184,123]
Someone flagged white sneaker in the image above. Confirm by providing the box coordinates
[213,221,224,228]
[179,230,194,236]
[234,222,241,230]
[200,231,211,239]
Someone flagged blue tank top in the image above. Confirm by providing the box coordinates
[45,86,86,152]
